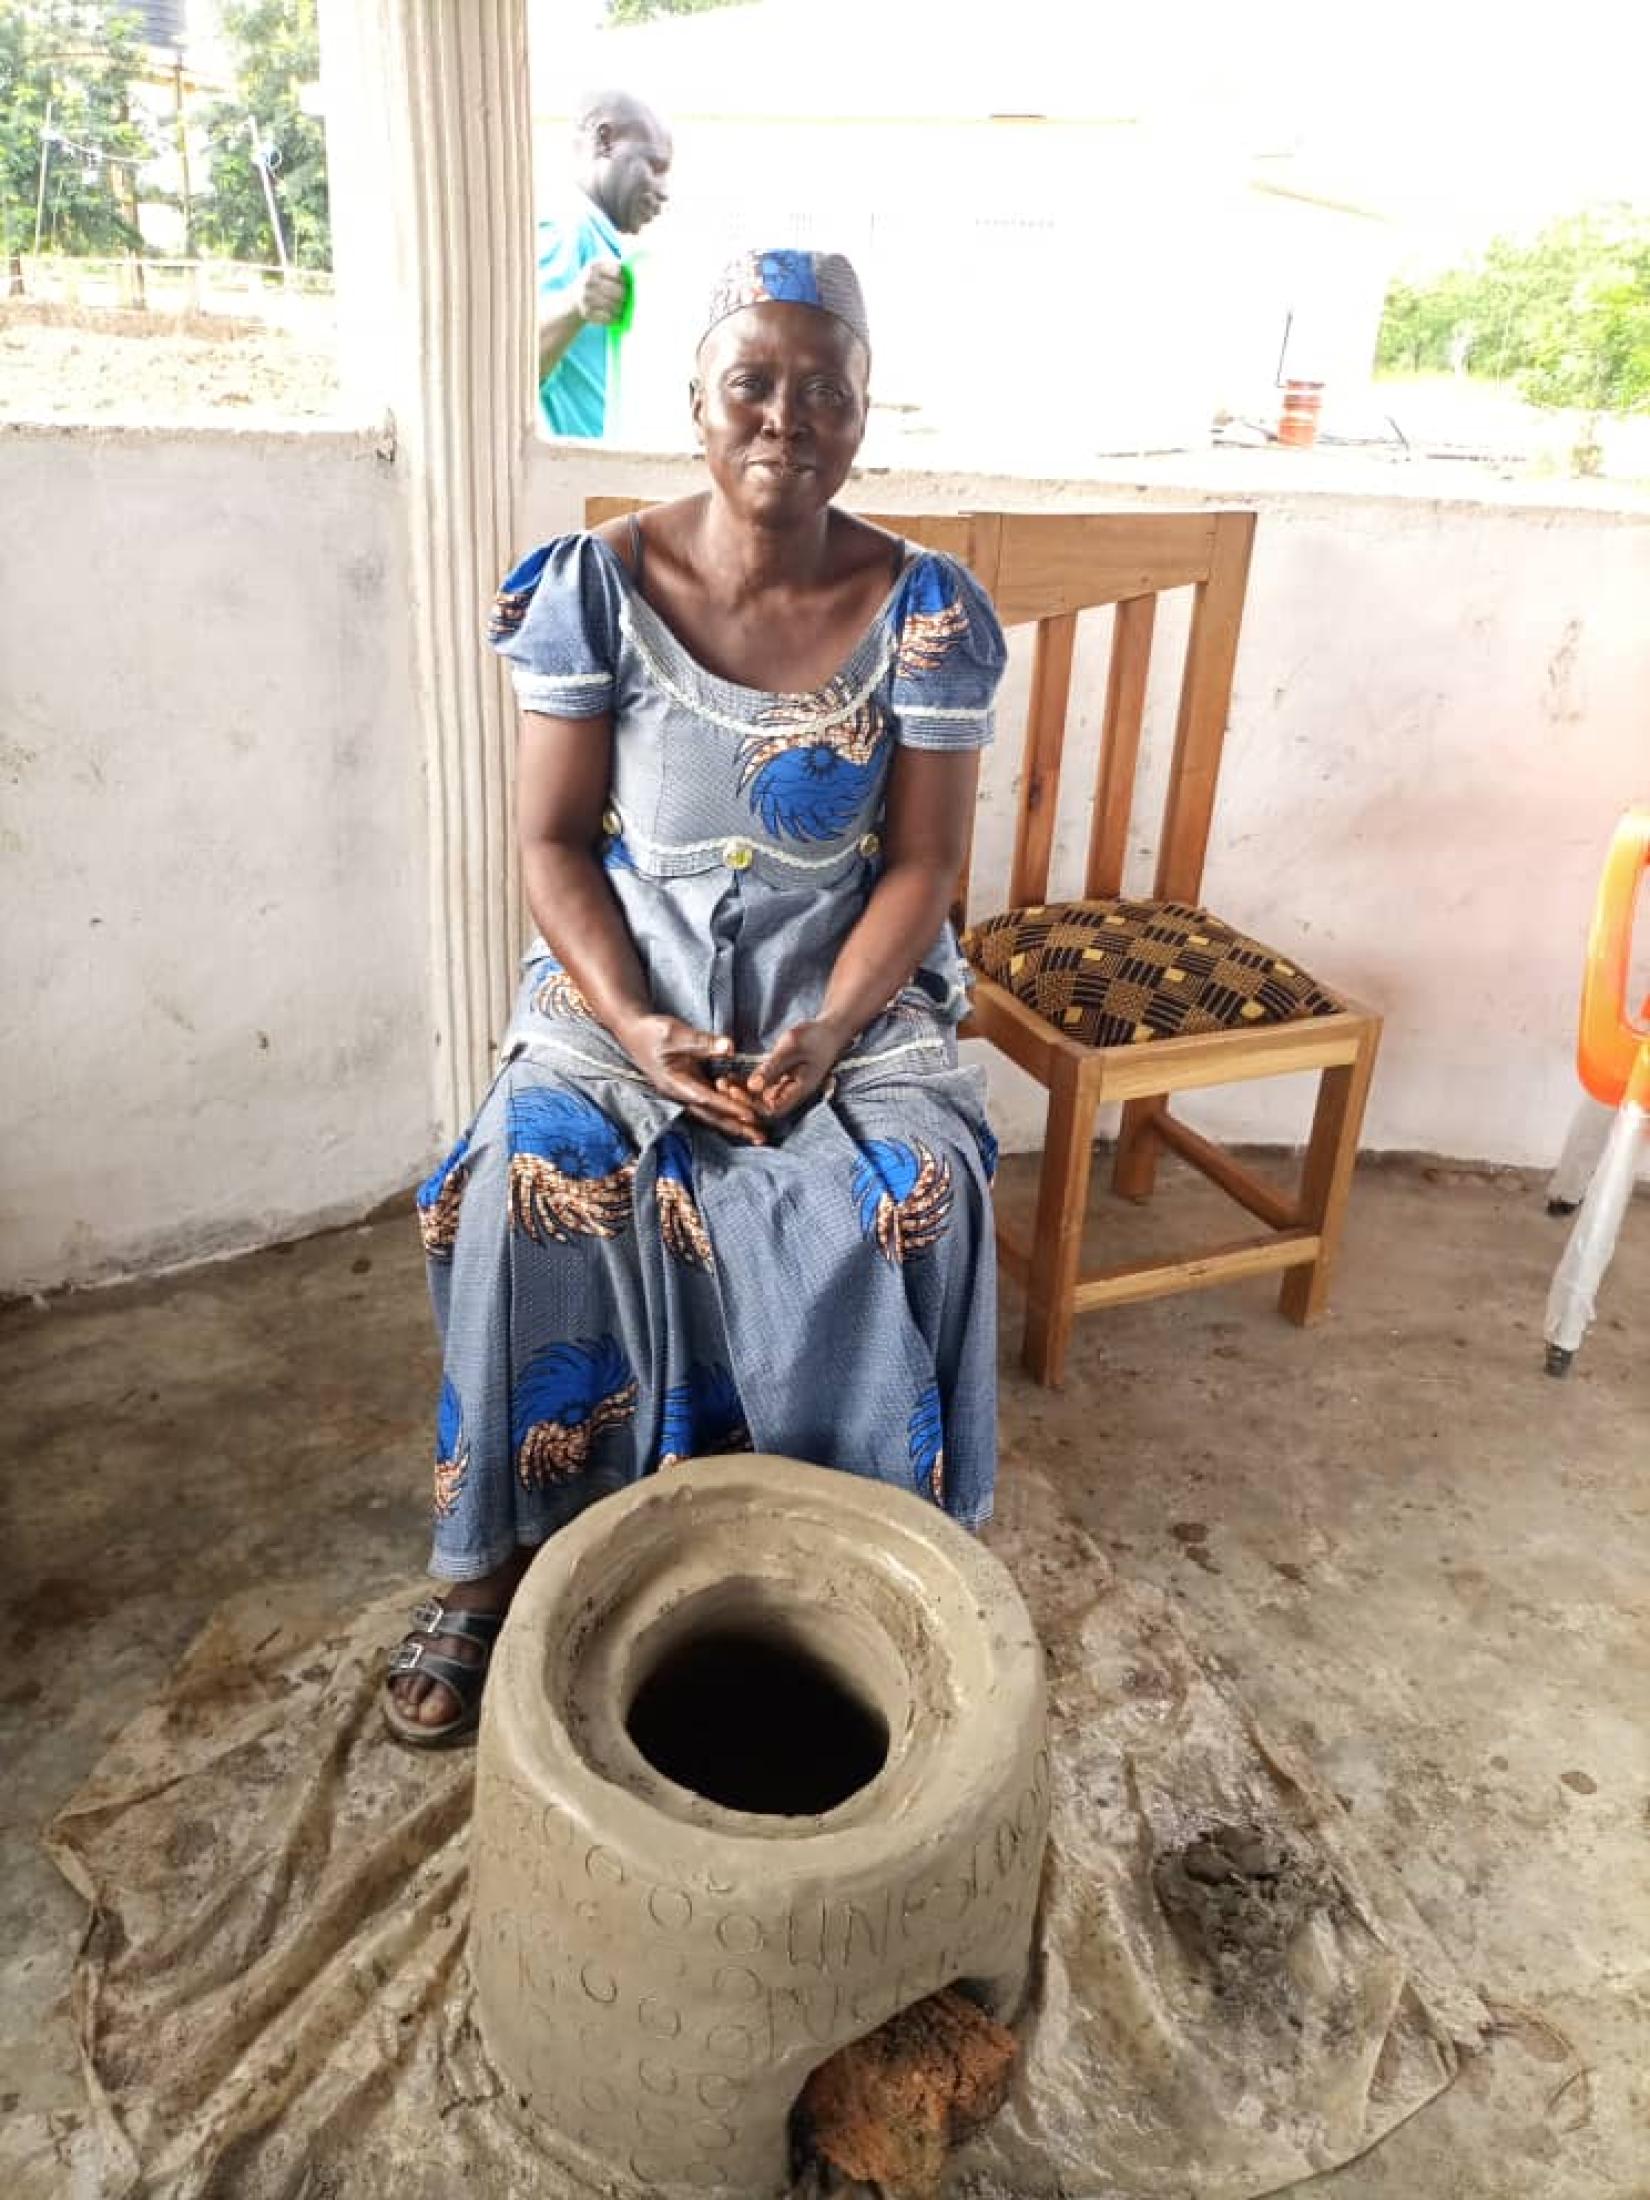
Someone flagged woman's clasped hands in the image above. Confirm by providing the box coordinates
[613,1010,847,1142]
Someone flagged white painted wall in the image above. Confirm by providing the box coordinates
[0,426,435,1295]
[6,430,1644,1295]
[1215,187,1397,415]
[571,119,1251,461]
[527,444,1650,1170]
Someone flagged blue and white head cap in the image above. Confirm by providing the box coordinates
[700,248,870,358]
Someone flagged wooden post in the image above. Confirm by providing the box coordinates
[32,100,53,259]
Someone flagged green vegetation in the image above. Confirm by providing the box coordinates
[607,0,756,21]
[1379,210,1650,454]
[194,0,328,270]
[0,2,153,263]
[0,0,328,276]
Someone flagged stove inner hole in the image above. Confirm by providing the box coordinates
[627,1625,890,1816]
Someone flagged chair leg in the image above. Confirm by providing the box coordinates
[1112,1096,1164,1202]
[1280,1021,1381,1325]
[1022,1064,1100,1388]
[1546,1094,1614,1214]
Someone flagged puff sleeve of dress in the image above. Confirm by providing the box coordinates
[887,553,1008,751]
[485,533,624,720]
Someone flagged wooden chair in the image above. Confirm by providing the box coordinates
[585,499,1381,1389]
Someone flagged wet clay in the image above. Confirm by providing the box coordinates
[1154,1819,1343,2001]
[469,1455,1051,2199]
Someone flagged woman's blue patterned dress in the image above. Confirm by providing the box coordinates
[416,533,1007,1579]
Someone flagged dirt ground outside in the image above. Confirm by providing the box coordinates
[0,298,340,425]
[8,281,1649,501]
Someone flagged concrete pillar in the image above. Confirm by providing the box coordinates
[319,0,533,1133]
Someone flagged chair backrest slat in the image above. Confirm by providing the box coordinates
[1009,612,1078,910]
[1085,591,1156,900]
[1152,513,1255,905]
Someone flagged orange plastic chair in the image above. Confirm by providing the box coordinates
[1543,804,1650,1375]
[1578,805,1650,1111]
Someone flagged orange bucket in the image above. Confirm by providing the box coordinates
[1278,380,1324,448]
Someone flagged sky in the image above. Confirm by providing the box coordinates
[533,0,1650,264]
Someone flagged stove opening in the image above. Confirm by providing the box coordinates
[626,1624,889,1816]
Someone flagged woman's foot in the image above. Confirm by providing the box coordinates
[384,1548,531,1744]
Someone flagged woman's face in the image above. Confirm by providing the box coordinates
[692,303,869,522]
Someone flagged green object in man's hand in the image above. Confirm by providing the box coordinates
[605,257,640,436]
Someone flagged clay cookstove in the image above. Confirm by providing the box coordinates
[471,1453,1050,2197]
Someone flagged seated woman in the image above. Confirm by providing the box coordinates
[386,249,1008,1746]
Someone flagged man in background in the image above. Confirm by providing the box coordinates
[537,90,673,439]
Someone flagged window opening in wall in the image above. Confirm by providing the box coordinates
[2,0,338,423]
[527,0,1650,495]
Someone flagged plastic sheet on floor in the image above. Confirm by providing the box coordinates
[23,1465,1488,2200]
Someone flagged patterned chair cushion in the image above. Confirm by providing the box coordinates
[961,897,1341,1048]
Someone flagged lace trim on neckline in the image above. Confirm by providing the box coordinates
[618,602,898,738]
[590,532,915,717]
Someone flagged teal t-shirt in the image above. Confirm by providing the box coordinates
[537,195,621,439]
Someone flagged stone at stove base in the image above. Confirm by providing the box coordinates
[795,1986,1020,2200]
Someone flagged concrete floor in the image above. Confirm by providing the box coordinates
[3,1152,1648,2197]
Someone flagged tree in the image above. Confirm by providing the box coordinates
[1376,209,1650,473]
[606,0,756,22]
[1376,268,1480,375]
[194,0,328,270]
[1518,232,1650,414]
[1518,232,1650,472]
[0,2,154,267]
[1470,218,1621,382]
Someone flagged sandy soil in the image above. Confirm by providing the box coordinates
[0,301,340,424]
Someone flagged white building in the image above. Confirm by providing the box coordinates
[530,0,1398,461]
